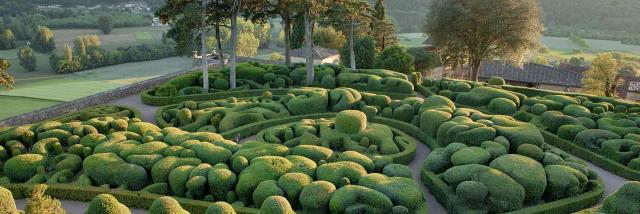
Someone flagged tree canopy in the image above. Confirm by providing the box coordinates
[0,59,13,90]
[424,0,543,81]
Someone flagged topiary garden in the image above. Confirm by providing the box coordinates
[3,64,640,213]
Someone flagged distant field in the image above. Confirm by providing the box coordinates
[0,57,193,120]
[2,26,169,74]
[397,33,640,62]
[0,96,62,119]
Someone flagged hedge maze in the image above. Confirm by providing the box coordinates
[1,65,640,214]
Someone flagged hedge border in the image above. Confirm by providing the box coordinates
[2,183,259,214]
[141,88,417,106]
[48,104,143,123]
[540,130,640,180]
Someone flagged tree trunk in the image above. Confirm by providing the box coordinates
[230,0,240,89]
[349,21,356,70]
[470,59,481,81]
[283,18,292,66]
[215,23,224,68]
[304,6,314,86]
[201,0,209,89]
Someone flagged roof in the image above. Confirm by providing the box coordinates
[479,61,583,87]
[290,47,339,60]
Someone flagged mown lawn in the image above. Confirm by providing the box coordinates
[0,96,63,119]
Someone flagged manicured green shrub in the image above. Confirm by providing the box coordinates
[573,129,621,150]
[0,186,17,213]
[253,180,285,208]
[421,95,456,113]
[419,110,452,138]
[336,151,375,172]
[329,88,362,112]
[329,185,393,213]
[488,77,506,85]
[456,180,488,204]
[450,147,491,166]
[205,202,236,214]
[148,196,189,214]
[382,164,412,178]
[544,165,588,201]
[544,95,580,106]
[259,196,295,214]
[563,104,594,119]
[285,88,329,115]
[316,161,367,187]
[601,181,640,214]
[489,154,546,203]
[86,194,130,214]
[456,86,520,107]
[441,164,525,213]
[597,118,640,136]
[238,66,268,83]
[600,139,640,165]
[236,156,294,204]
[84,153,148,190]
[540,111,580,133]
[481,141,507,160]
[4,154,46,182]
[359,173,424,210]
[516,144,544,161]
[614,105,628,113]
[320,75,336,89]
[299,181,336,214]
[151,156,202,183]
[424,143,467,173]
[335,110,367,134]
[557,125,588,141]
[208,167,237,200]
[488,98,517,115]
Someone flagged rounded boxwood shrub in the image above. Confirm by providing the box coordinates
[456,180,488,203]
[205,201,236,214]
[382,164,413,178]
[335,110,367,134]
[488,98,517,115]
[489,154,546,203]
[253,180,285,208]
[530,103,547,115]
[328,185,393,213]
[451,147,491,166]
[540,111,580,133]
[0,186,17,213]
[148,196,189,214]
[213,78,230,90]
[544,165,588,201]
[84,153,149,190]
[4,154,46,182]
[259,196,295,214]
[488,77,506,85]
[359,173,424,210]
[316,161,367,187]
[601,181,640,214]
[557,125,588,141]
[516,144,544,161]
[86,194,130,214]
[300,181,336,214]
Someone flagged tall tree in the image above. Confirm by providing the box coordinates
[583,53,621,97]
[98,14,113,35]
[270,0,301,65]
[290,15,305,49]
[31,26,56,53]
[298,0,331,85]
[0,29,16,50]
[323,0,372,70]
[370,0,397,50]
[17,46,37,72]
[424,0,543,81]
[0,58,14,90]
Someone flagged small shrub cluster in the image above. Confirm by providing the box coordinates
[50,44,176,73]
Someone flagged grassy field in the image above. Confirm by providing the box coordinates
[0,96,63,119]
[2,26,169,75]
[0,57,193,119]
[396,33,640,62]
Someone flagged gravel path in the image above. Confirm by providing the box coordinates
[110,94,159,124]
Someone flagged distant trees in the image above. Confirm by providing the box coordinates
[31,26,56,53]
[237,33,260,57]
[583,53,640,97]
[424,0,543,81]
[375,45,414,74]
[339,36,376,69]
[313,27,345,50]
[98,14,114,35]
[370,0,398,51]
[407,47,441,73]
[17,46,37,72]
[0,58,14,90]
[323,0,371,70]
[0,29,16,50]
[569,34,590,49]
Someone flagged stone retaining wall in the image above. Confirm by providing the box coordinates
[0,69,191,127]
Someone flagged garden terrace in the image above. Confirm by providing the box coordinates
[422,77,640,180]
[0,69,634,214]
[141,62,419,106]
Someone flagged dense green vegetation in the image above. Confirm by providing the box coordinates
[384,0,640,45]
